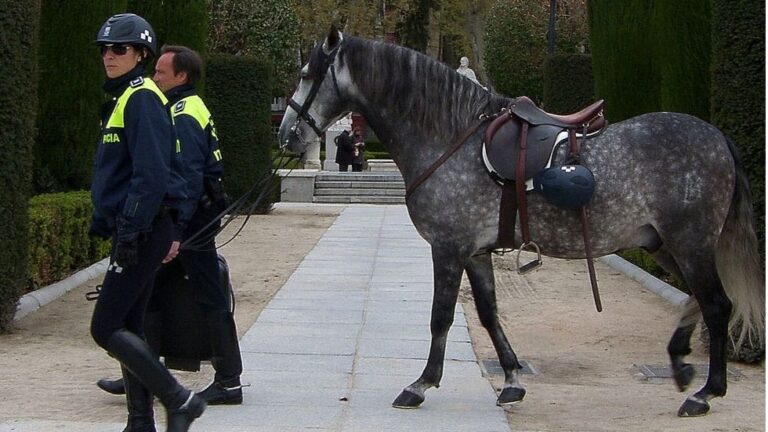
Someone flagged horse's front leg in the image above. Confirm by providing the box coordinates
[465,253,526,406]
[393,244,467,409]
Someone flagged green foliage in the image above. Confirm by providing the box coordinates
[27,192,111,292]
[0,0,40,330]
[619,249,686,291]
[710,0,765,255]
[588,0,710,123]
[484,0,548,100]
[35,0,126,193]
[588,1,659,122]
[209,0,300,96]
[205,54,275,213]
[128,0,208,54]
[542,54,594,114]
[653,1,710,121]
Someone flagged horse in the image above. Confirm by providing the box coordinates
[277,27,764,417]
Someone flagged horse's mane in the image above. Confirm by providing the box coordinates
[317,36,509,140]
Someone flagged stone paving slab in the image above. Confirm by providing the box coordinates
[194,205,509,431]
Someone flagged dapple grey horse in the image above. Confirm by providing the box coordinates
[278,28,764,417]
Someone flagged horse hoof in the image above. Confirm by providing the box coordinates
[497,387,526,406]
[678,396,710,417]
[392,389,424,409]
[673,363,696,392]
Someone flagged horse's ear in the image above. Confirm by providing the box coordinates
[323,24,342,54]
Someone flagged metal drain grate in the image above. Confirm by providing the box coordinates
[634,364,744,381]
[481,359,537,376]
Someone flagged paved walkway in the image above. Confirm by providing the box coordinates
[194,205,508,431]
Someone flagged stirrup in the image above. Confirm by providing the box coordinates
[516,241,542,274]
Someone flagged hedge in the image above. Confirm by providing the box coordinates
[0,0,40,331]
[542,54,594,114]
[27,192,111,292]
[710,0,765,256]
[205,54,274,213]
[35,0,126,193]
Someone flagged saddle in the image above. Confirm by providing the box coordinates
[483,96,606,312]
[483,96,605,184]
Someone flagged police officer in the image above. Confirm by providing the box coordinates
[96,46,244,405]
[152,44,243,405]
[90,14,205,432]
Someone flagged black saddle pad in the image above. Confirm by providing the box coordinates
[484,114,563,182]
[145,255,233,371]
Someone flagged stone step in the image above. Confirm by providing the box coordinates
[316,172,403,182]
[315,180,405,189]
[313,195,406,204]
[315,188,405,197]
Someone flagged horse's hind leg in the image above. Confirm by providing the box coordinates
[651,248,700,391]
[465,253,526,406]
[393,245,465,409]
[667,298,700,392]
[662,249,732,417]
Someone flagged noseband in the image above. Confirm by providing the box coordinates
[286,45,342,143]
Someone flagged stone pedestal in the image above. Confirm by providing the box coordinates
[277,169,318,202]
[301,137,322,170]
[324,114,353,171]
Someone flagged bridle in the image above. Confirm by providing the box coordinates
[284,44,343,147]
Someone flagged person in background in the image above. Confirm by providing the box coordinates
[351,127,365,172]
[89,13,205,432]
[334,129,355,172]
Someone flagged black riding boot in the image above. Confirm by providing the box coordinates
[197,310,243,405]
[107,329,205,432]
[121,366,156,432]
[98,311,163,396]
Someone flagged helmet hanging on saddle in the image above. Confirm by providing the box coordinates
[533,164,596,210]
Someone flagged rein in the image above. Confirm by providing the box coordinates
[405,115,494,200]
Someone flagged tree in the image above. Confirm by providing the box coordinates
[209,0,300,97]
[484,0,548,99]
[0,0,41,330]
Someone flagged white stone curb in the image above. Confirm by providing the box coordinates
[12,251,688,322]
[14,257,109,321]
[599,254,689,307]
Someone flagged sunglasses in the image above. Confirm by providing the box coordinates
[100,44,131,56]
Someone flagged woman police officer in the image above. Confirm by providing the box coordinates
[90,13,204,432]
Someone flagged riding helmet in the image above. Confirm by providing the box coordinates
[96,13,157,56]
[533,164,596,209]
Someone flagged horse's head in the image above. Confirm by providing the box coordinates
[279,26,352,155]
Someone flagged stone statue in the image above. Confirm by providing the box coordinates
[456,56,479,84]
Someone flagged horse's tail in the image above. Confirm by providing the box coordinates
[716,136,765,350]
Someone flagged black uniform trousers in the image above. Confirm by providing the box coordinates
[91,214,173,348]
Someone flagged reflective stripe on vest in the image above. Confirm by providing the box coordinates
[106,79,168,129]
[172,95,211,130]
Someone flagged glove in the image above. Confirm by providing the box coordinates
[113,240,138,267]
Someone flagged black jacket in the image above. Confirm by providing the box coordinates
[334,131,355,165]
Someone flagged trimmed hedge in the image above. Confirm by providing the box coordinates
[27,192,111,292]
[205,54,274,213]
[35,0,126,192]
[1,0,40,331]
[710,0,765,256]
[542,54,594,114]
